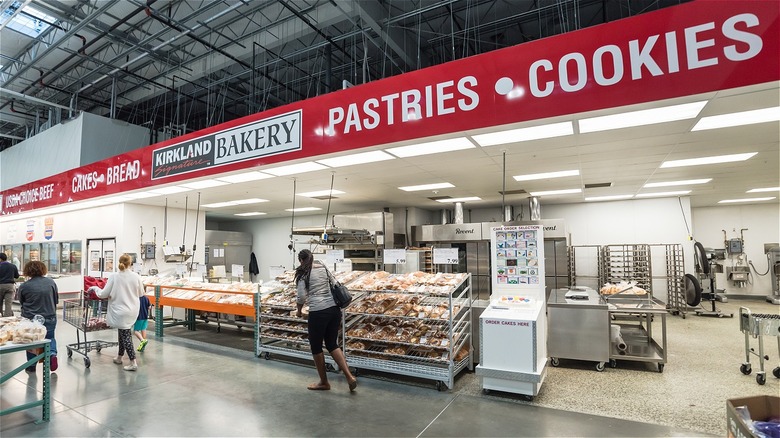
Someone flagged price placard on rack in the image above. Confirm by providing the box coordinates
[231,264,244,279]
[433,247,459,264]
[383,249,407,265]
[326,249,345,264]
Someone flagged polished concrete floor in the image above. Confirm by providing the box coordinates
[0,312,709,438]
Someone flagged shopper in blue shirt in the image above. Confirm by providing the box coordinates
[18,261,59,372]
[134,294,151,352]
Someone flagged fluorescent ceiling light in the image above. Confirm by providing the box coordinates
[202,201,238,208]
[435,197,482,203]
[660,152,757,168]
[264,161,328,176]
[398,182,455,192]
[316,150,395,167]
[514,169,579,182]
[232,198,268,204]
[180,179,230,189]
[692,106,780,131]
[719,197,776,204]
[635,190,691,198]
[579,101,707,133]
[644,178,712,188]
[385,137,474,158]
[472,122,574,146]
[747,187,780,193]
[529,188,582,196]
[123,192,159,199]
[585,195,634,201]
[297,190,345,198]
[216,171,274,183]
[234,212,267,216]
[285,207,322,212]
[148,186,191,195]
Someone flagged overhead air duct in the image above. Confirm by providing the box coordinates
[529,197,541,221]
[440,209,450,225]
[503,205,514,222]
[454,202,464,224]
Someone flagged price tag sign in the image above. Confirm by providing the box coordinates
[175,264,186,275]
[326,249,345,264]
[231,264,244,278]
[384,249,407,265]
[433,247,459,264]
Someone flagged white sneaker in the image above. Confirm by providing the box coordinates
[123,364,138,371]
[113,357,123,364]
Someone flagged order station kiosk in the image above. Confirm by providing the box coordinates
[475,225,547,399]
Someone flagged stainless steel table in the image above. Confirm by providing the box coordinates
[547,288,610,371]
[607,296,668,372]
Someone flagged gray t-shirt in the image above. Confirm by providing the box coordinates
[296,263,337,312]
[18,276,59,320]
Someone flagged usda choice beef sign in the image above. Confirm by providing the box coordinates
[152,110,301,179]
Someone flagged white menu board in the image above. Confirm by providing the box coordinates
[490,225,545,299]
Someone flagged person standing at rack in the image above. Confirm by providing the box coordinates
[17,260,59,372]
[0,252,20,317]
[88,254,143,371]
[294,249,357,392]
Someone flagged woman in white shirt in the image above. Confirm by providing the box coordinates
[88,253,144,371]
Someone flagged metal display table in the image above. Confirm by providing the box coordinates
[547,287,610,371]
[0,339,51,423]
[607,296,668,372]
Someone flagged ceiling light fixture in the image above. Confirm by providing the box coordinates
[385,137,474,158]
[746,187,780,193]
[584,195,634,201]
[635,190,691,198]
[216,171,274,183]
[718,197,776,204]
[264,161,329,176]
[579,101,707,133]
[316,150,395,167]
[398,182,455,192]
[529,188,582,196]
[435,196,482,203]
[297,190,345,198]
[202,201,238,208]
[232,198,269,204]
[180,179,230,189]
[234,212,268,216]
[285,207,322,212]
[513,169,579,182]
[692,106,780,131]
[660,152,757,168]
[472,121,574,146]
[643,178,712,188]
[148,186,191,195]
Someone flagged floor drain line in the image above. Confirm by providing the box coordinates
[417,394,460,438]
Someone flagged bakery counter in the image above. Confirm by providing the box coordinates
[143,283,261,356]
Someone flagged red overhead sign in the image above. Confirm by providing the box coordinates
[2,0,778,215]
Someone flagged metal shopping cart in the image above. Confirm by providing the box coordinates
[63,293,118,368]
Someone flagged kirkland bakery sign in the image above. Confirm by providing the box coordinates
[152,110,301,179]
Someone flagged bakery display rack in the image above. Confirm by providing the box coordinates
[343,272,472,391]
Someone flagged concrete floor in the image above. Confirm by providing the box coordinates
[2,297,776,437]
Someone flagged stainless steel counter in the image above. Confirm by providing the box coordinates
[547,288,610,371]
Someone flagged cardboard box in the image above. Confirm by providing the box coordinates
[727,395,780,438]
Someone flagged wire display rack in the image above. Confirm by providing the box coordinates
[62,296,118,368]
[658,244,687,318]
[601,244,652,293]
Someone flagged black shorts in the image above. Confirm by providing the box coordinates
[307,306,341,354]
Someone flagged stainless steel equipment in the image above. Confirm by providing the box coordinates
[739,307,780,385]
[412,219,568,300]
[767,246,780,304]
[547,287,610,371]
[204,230,253,282]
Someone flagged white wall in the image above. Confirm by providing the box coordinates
[692,203,780,297]
[0,202,205,290]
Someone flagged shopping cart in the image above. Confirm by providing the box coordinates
[63,294,118,368]
[739,306,780,385]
